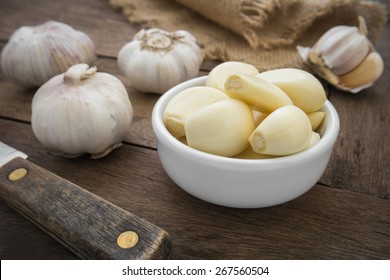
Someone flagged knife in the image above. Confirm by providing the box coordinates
[0,141,172,259]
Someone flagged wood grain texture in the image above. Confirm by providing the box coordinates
[0,119,389,259]
[0,157,172,259]
[0,43,210,148]
[322,22,390,199]
[0,0,389,260]
[0,0,137,58]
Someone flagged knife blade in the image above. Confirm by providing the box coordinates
[0,141,172,259]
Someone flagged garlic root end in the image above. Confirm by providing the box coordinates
[90,142,123,159]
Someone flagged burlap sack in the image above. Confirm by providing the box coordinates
[110,0,387,71]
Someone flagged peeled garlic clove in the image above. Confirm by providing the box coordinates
[249,105,312,156]
[252,109,268,127]
[177,136,188,145]
[118,28,203,94]
[338,51,384,92]
[224,73,293,113]
[31,64,133,159]
[163,86,230,138]
[307,111,326,131]
[256,68,326,113]
[307,132,321,149]
[185,99,255,157]
[206,61,259,91]
[234,146,276,160]
[1,21,96,87]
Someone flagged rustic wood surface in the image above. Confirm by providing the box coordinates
[0,0,389,259]
[0,157,172,260]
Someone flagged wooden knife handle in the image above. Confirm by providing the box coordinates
[0,157,172,260]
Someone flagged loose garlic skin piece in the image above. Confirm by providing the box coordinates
[163,86,229,138]
[185,99,255,157]
[256,68,326,113]
[1,21,96,87]
[224,73,293,113]
[32,64,133,159]
[249,105,312,156]
[206,61,259,91]
[118,28,203,94]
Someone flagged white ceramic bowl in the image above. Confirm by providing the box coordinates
[152,76,340,208]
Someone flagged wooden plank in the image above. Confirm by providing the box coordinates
[0,0,218,71]
[322,22,390,199]
[0,43,210,148]
[0,0,139,58]
[0,157,172,260]
[2,42,389,199]
[0,201,78,259]
[0,119,389,259]
[1,0,389,260]
[0,55,160,148]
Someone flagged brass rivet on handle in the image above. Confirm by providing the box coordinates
[8,168,27,181]
[117,231,139,249]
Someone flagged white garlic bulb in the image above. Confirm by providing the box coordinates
[31,64,133,159]
[1,21,96,87]
[297,17,384,93]
[118,28,203,94]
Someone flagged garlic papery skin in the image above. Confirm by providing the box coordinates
[31,64,133,159]
[338,51,384,92]
[249,105,312,156]
[117,28,203,94]
[310,24,370,76]
[297,17,384,93]
[1,21,96,88]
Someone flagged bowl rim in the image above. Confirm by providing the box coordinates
[152,76,340,167]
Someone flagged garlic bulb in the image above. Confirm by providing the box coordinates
[297,17,384,93]
[31,64,133,159]
[1,21,96,88]
[117,28,203,94]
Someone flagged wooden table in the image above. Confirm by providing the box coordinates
[0,0,389,260]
